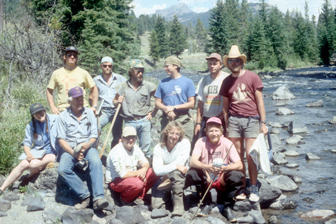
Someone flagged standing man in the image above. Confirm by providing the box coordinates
[219,45,268,202]
[155,56,196,142]
[106,126,160,205]
[57,87,109,210]
[195,53,229,138]
[113,59,157,161]
[47,46,98,115]
[188,117,243,222]
[94,56,126,148]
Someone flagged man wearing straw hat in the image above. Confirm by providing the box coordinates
[93,56,126,148]
[219,45,268,203]
[155,56,196,142]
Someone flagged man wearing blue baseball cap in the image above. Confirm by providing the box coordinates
[93,56,126,148]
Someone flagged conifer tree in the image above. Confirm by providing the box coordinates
[155,16,170,58]
[169,15,187,57]
[224,0,240,46]
[149,30,160,64]
[195,18,207,52]
[239,0,251,52]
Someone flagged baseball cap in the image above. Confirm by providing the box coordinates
[65,46,78,53]
[68,87,83,98]
[129,59,144,69]
[206,117,222,125]
[122,126,137,137]
[206,53,222,63]
[101,56,113,65]
[30,103,46,115]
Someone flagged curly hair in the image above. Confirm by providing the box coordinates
[160,121,185,147]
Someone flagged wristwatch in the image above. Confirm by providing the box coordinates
[261,120,266,124]
[92,105,97,109]
[196,123,201,126]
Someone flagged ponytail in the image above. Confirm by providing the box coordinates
[45,114,49,133]
[31,115,38,140]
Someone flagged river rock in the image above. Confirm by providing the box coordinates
[248,210,266,223]
[281,198,298,209]
[330,149,336,154]
[62,207,94,224]
[329,116,336,124]
[287,121,308,134]
[0,198,11,212]
[275,108,294,116]
[270,128,280,134]
[206,216,226,224]
[272,86,296,100]
[285,163,299,168]
[300,209,335,221]
[269,194,287,210]
[270,153,287,165]
[151,208,169,219]
[270,134,285,152]
[237,215,254,223]
[259,179,282,208]
[26,196,45,211]
[268,215,277,224]
[2,192,20,202]
[233,200,256,212]
[306,100,323,107]
[283,150,300,157]
[282,173,302,183]
[43,209,61,223]
[266,175,298,192]
[268,122,282,128]
[325,218,336,224]
[286,135,303,145]
[305,153,320,160]
[0,211,7,217]
[115,206,146,224]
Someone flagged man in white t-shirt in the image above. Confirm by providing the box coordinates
[194,53,229,138]
[106,126,160,205]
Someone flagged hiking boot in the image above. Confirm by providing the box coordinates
[75,197,90,210]
[171,192,184,217]
[223,206,237,223]
[197,204,212,217]
[93,199,109,210]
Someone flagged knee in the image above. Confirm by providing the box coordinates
[29,160,42,170]
[132,179,145,191]
[224,170,244,185]
[18,160,30,171]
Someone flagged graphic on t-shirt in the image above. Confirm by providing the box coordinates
[208,86,218,94]
[171,85,182,95]
[60,75,79,93]
[205,85,221,105]
[232,83,251,104]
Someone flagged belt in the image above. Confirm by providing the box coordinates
[125,115,146,121]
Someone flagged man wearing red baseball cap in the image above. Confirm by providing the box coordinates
[186,117,243,222]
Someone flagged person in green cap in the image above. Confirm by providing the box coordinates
[113,59,158,163]
[154,56,196,142]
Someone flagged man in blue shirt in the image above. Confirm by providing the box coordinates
[93,57,127,148]
[155,56,196,142]
[57,86,109,210]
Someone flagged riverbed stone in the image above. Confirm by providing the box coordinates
[259,179,282,208]
[284,150,300,157]
[330,149,336,154]
[305,153,320,160]
[275,108,294,116]
[115,206,146,224]
[62,207,94,224]
[270,134,285,152]
[268,122,282,128]
[269,194,287,209]
[26,196,45,211]
[272,86,296,100]
[287,121,308,134]
[2,192,20,202]
[286,135,303,145]
[237,215,254,223]
[248,210,266,223]
[306,100,323,107]
[268,215,277,224]
[270,153,287,165]
[266,175,298,192]
[325,218,336,224]
[285,163,299,168]
[281,198,298,209]
[300,209,335,221]
[0,198,11,212]
[151,208,169,219]
[43,209,61,223]
[329,116,336,124]
[270,128,280,134]
[0,211,7,217]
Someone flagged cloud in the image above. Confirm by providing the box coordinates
[131,2,167,17]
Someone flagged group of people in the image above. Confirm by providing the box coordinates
[0,44,267,222]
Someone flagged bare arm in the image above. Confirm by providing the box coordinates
[146,91,159,120]
[223,96,229,136]
[89,85,98,115]
[113,93,124,107]
[194,99,204,135]
[255,89,268,134]
[46,88,60,115]
[122,163,149,180]
[23,145,34,161]
[220,160,243,173]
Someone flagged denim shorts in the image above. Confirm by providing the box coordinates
[227,115,260,138]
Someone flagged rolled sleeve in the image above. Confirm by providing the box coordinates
[22,123,33,147]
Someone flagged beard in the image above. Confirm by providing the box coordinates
[229,65,242,74]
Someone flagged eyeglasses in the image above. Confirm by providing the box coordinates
[67,53,77,58]
[227,58,241,64]
[103,65,112,68]
[135,69,144,74]
[124,136,136,141]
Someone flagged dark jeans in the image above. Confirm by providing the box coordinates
[185,168,244,206]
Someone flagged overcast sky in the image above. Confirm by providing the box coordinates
[132,0,331,19]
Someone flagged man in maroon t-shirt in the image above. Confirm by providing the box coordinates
[219,45,268,203]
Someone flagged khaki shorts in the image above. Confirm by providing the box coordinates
[227,115,260,139]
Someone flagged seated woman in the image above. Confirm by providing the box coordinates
[0,103,59,194]
[152,121,191,217]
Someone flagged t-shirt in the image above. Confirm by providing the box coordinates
[196,71,229,117]
[154,76,196,114]
[105,142,148,182]
[219,70,263,117]
[152,139,190,176]
[193,135,240,180]
[115,80,156,118]
[47,67,95,110]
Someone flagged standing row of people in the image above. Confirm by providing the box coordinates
[0,45,267,222]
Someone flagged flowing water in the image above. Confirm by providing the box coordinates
[147,67,336,223]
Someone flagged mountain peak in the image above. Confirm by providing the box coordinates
[155,3,194,19]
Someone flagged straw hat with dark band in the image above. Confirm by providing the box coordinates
[223,45,247,68]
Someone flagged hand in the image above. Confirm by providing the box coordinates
[118,95,125,104]
[176,165,188,174]
[164,106,174,114]
[26,153,34,162]
[194,123,201,135]
[167,111,176,121]
[205,164,222,175]
[51,106,60,115]
[137,168,147,182]
[217,112,224,120]
[90,107,97,116]
[146,112,153,121]
[77,152,84,161]
[260,123,268,135]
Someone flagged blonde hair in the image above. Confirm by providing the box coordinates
[205,123,224,133]
[160,121,185,147]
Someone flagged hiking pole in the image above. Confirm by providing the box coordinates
[192,142,234,220]
[95,99,104,148]
[99,103,121,159]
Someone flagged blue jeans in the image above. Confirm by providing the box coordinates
[125,117,151,157]
[99,108,123,146]
[57,148,105,201]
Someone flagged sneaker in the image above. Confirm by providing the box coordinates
[235,188,247,200]
[249,185,260,202]
[75,197,90,210]
[133,198,145,205]
[197,204,212,217]
[93,199,109,210]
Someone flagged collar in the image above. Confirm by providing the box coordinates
[206,135,224,154]
[68,107,87,120]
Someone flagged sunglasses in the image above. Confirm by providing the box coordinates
[103,65,112,68]
[67,53,77,58]
[228,58,241,64]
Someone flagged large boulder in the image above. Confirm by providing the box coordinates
[266,175,298,192]
[272,86,296,100]
[306,100,323,107]
[259,179,282,208]
[300,210,335,221]
[275,108,294,116]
